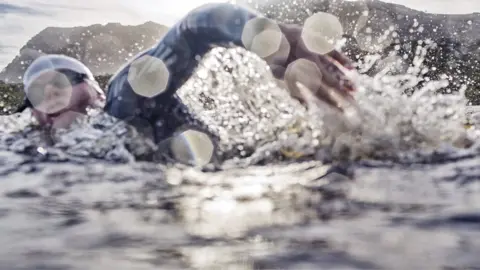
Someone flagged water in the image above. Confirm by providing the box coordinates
[3,0,480,268]
[0,43,480,270]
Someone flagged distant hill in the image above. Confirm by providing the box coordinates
[0,21,169,83]
[241,0,480,46]
[241,0,480,102]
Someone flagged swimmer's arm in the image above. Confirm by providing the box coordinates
[170,5,352,85]
[172,4,304,80]
[104,3,353,123]
[105,3,264,121]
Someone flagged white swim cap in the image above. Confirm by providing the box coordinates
[23,54,95,92]
[15,54,103,113]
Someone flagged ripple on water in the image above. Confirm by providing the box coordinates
[0,43,479,269]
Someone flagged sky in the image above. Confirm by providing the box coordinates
[1,0,480,67]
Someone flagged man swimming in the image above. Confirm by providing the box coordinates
[16,3,355,142]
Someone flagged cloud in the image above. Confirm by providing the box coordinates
[0,3,43,14]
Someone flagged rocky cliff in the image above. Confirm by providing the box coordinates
[241,0,480,101]
[0,21,169,83]
[242,0,480,45]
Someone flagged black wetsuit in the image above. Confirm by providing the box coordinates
[104,3,261,142]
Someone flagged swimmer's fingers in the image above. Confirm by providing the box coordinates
[326,50,354,70]
[314,84,346,112]
[315,55,355,94]
[283,58,351,111]
[295,81,345,113]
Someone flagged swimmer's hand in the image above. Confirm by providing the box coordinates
[272,23,356,111]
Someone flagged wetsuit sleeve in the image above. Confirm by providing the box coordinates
[104,3,260,133]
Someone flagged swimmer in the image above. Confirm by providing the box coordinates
[16,3,355,141]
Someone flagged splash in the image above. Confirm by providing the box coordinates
[344,42,477,156]
[0,45,477,166]
[176,45,478,165]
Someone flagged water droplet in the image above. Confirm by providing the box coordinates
[36,147,47,155]
[301,12,344,54]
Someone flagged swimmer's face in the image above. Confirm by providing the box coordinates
[27,70,105,128]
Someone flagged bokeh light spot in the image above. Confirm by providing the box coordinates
[284,58,322,100]
[127,55,170,98]
[170,129,214,166]
[301,12,344,55]
[26,70,73,114]
[242,18,289,60]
